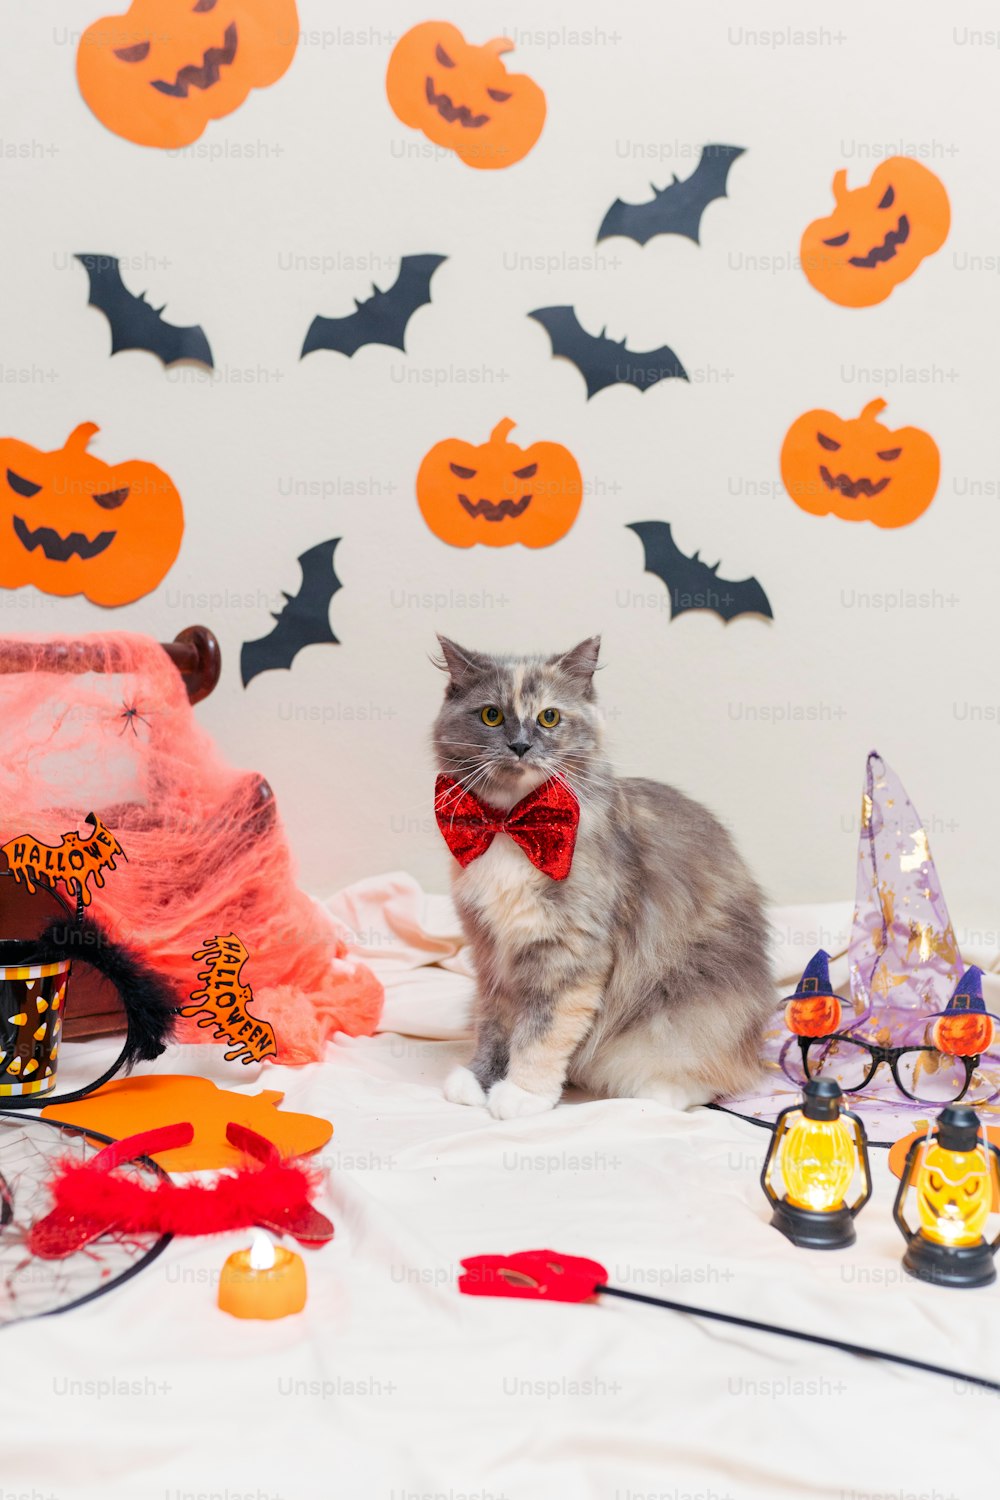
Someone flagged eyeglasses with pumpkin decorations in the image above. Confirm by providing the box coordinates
[782,1032,999,1106]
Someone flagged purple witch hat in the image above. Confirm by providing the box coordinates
[848,751,964,1034]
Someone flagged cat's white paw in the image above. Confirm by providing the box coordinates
[444,1066,487,1107]
[488,1080,558,1120]
[640,1081,714,1112]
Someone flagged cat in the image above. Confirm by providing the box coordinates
[432,635,774,1119]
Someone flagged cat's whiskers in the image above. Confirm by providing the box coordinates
[436,760,498,823]
[546,761,590,812]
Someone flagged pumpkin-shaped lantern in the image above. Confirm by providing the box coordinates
[0,423,184,606]
[386,22,546,169]
[417,418,582,549]
[780,398,940,529]
[800,156,950,307]
[77,0,299,150]
[784,950,844,1039]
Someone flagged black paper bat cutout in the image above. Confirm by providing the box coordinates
[301,254,447,359]
[598,145,746,247]
[241,538,342,686]
[628,521,773,623]
[76,253,213,369]
[528,307,687,399]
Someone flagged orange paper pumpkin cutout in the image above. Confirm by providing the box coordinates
[889,1124,1000,1211]
[1,814,125,908]
[418,418,582,549]
[386,21,545,169]
[784,994,842,1039]
[801,157,950,308]
[42,1074,332,1170]
[0,423,184,605]
[77,0,299,150]
[780,399,940,529]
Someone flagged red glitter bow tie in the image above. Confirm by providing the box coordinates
[434,774,580,881]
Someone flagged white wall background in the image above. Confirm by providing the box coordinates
[2,1,999,941]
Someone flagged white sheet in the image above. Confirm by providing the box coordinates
[4,882,999,1500]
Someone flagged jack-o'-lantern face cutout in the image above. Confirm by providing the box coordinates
[0,423,184,606]
[917,1143,992,1243]
[417,419,582,548]
[890,1126,1000,1214]
[77,0,299,149]
[801,157,950,307]
[780,399,940,529]
[386,22,546,169]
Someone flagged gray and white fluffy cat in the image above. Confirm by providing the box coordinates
[433,636,773,1119]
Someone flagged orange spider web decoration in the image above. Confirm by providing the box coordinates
[0,631,382,1062]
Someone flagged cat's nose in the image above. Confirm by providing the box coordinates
[508,740,531,759]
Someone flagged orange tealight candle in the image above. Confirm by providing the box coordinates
[218,1231,307,1320]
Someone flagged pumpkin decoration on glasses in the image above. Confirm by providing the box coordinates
[417,418,582,549]
[0,423,184,606]
[928,967,997,1061]
[780,398,940,529]
[76,0,300,150]
[801,157,950,307]
[386,21,546,169]
[784,950,844,1040]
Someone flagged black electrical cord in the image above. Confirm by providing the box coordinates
[598,1283,1000,1394]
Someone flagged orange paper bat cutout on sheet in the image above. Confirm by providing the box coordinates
[180,933,277,1065]
[1,812,125,907]
[42,1074,332,1170]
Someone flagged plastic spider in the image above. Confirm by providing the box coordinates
[118,702,151,737]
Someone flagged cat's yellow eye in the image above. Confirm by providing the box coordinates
[537,708,561,728]
[481,705,504,726]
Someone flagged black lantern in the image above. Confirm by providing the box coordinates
[893,1105,1000,1289]
[761,1078,872,1249]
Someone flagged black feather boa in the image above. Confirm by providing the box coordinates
[34,912,176,1070]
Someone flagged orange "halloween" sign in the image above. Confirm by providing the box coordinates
[180,933,276,1065]
[1,813,126,907]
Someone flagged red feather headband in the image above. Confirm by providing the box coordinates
[29,1122,334,1259]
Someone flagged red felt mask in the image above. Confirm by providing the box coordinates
[459,1250,607,1302]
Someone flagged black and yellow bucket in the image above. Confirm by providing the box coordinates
[0,939,69,1098]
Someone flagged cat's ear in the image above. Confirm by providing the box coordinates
[551,637,601,692]
[435,636,490,691]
